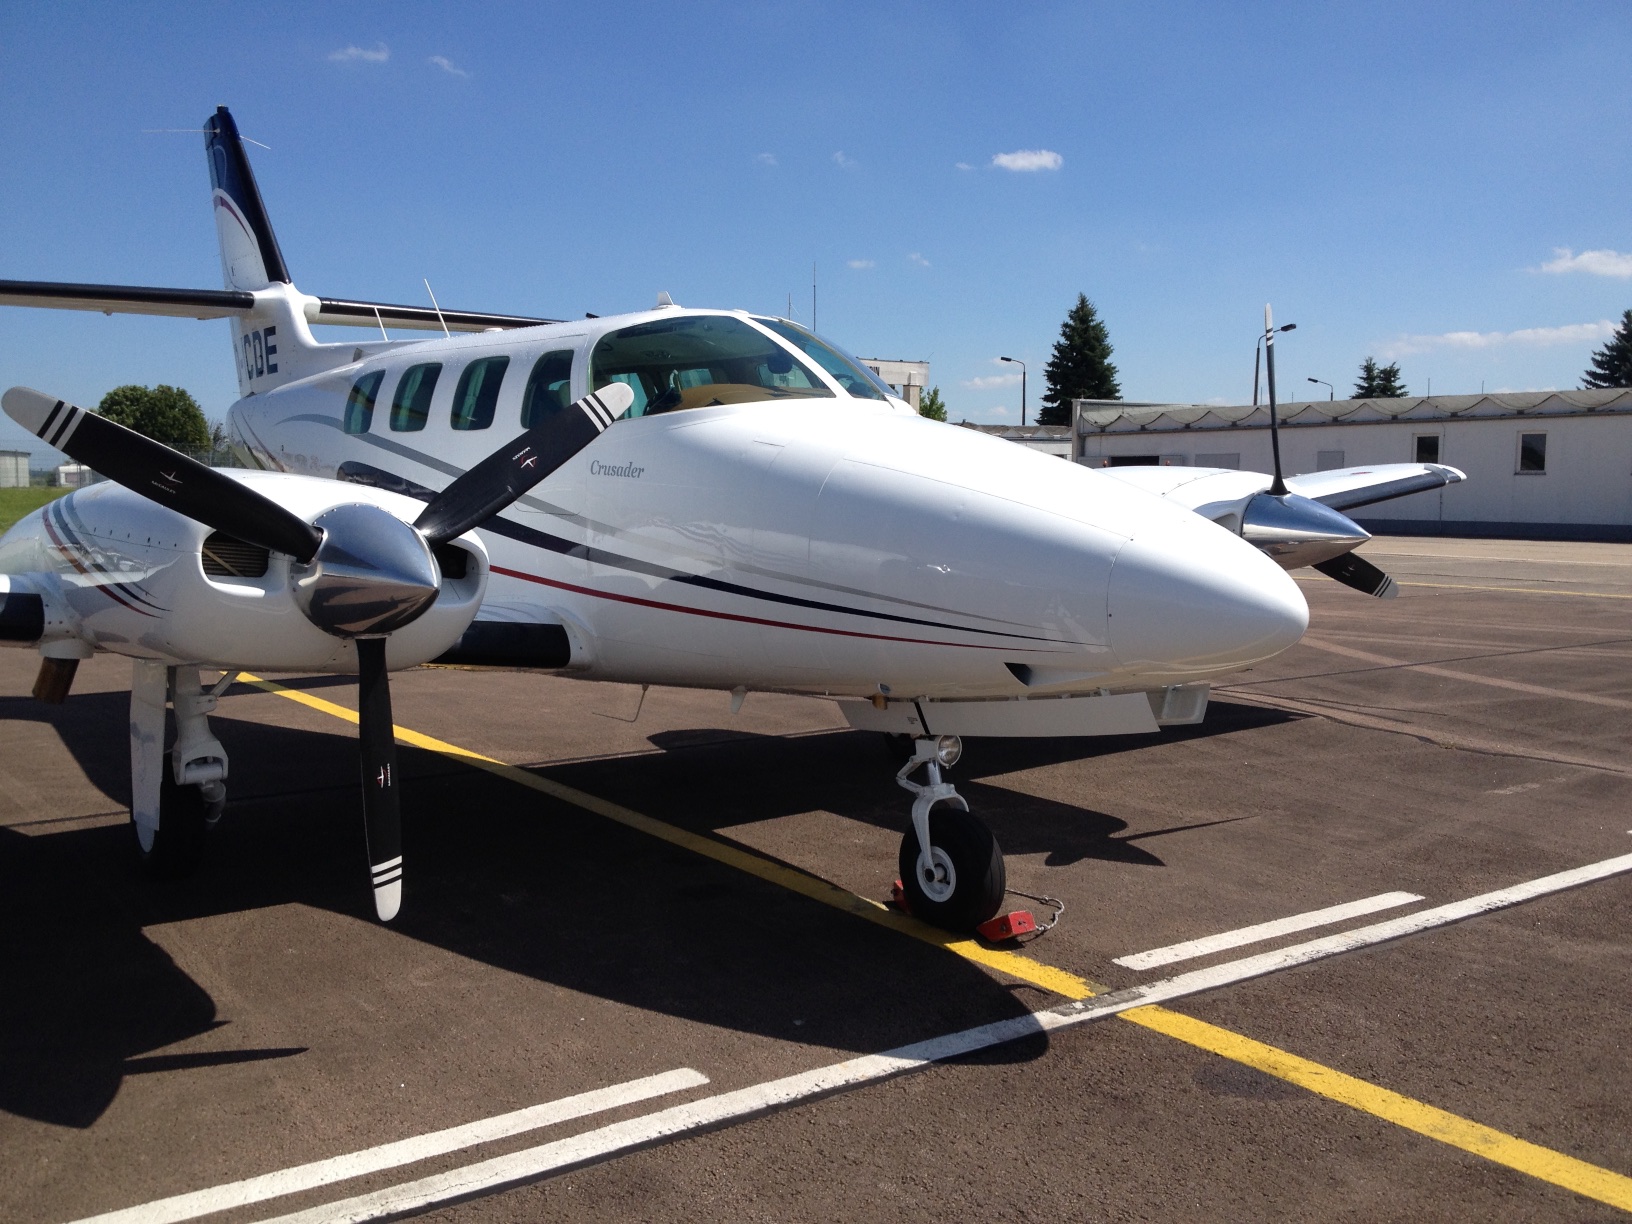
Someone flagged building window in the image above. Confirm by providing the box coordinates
[1195,452,1241,470]
[390,363,442,432]
[1108,455,1161,467]
[342,371,384,435]
[1414,434,1441,464]
[1517,432,1547,473]
[1316,449,1345,471]
[450,356,510,431]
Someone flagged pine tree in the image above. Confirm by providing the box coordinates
[1353,357,1408,398]
[1040,294,1120,425]
[917,385,948,421]
[1582,309,1632,389]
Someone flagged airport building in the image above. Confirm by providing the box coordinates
[859,358,928,411]
[1072,388,1632,540]
[0,449,29,487]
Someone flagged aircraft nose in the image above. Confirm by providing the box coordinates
[1107,523,1309,678]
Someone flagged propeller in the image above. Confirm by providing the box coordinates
[1260,305,1296,498]
[3,381,634,919]
[1312,552,1398,599]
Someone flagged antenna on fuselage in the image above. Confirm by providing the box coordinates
[423,278,451,338]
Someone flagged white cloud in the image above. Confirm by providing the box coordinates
[429,55,468,77]
[846,259,875,269]
[991,149,1062,172]
[907,252,930,267]
[963,373,1021,389]
[832,150,858,170]
[756,152,777,166]
[1536,247,1632,278]
[955,161,973,171]
[988,405,1012,417]
[1381,320,1617,358]
[329,43,389,63]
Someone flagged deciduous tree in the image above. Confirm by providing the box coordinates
[918,385,948,421]
[97,385,212,451]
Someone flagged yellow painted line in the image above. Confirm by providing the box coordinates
[240,671,1632,1213]
[236,674,1089,998]
[1124,1007,1632,1211]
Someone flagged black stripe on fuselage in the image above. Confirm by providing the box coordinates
[334,460,1066,645]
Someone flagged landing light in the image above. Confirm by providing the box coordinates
[934,735,963,768]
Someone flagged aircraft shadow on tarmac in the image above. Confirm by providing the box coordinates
[0,688,1297,1129]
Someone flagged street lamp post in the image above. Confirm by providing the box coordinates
[1253,323,1297,406]
[1262,307,1296,495]
[999,356,1026,426]
[1308,377,1333,401]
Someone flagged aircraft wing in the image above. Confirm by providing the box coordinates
[1100,461,1465,514]
[1282,463,1465,512]
[0,279,560,333]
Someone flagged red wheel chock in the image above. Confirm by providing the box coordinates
[976,911,1037,942]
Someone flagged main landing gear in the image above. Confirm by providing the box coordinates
[129,661,232,878]
[894,735,1005,932]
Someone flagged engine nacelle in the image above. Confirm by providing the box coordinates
[0,472,487,672]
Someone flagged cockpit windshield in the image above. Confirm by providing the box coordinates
[752,318,894,401]
[590,314,833,417]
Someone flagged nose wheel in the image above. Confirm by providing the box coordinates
[895,737,1005,931]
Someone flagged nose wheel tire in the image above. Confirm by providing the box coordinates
[897,807,1006,932]
[133,769,210,879]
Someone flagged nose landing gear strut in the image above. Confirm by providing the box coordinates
[894,736,1005,932]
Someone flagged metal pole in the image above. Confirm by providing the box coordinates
[1264,306,1287,496]
[1021,366,1027,427]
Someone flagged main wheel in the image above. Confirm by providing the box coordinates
[898,807,1006,932]
[132,768,210,879]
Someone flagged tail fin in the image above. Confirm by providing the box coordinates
[204,106,290,290]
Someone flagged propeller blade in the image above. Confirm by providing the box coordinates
[3,387,323,562]
[413,383,634,545]
[1312,552,1399,599]
[355,637,404,921]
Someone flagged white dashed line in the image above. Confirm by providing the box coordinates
[67,1068,708,1224]
[255,852,1632,1224]
[1113,891,1425,970]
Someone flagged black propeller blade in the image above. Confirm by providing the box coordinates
[4,378,633,923]
[1,387,323,562]
[355,637,404,921]
[413,382,633,544]
[1312,552,1399,599]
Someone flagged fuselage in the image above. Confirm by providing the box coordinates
[222,307,1309,700]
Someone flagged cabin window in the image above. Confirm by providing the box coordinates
[450,356,510,431]
[590,315,833,418]
[343,371,385,434]
[390,363,442,432]
[1415,434,1441,464]
[1518,432,1547,473]
[753,318,891,400]
[520,350,576,427]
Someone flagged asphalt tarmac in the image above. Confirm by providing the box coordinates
[2,537,1629,1222]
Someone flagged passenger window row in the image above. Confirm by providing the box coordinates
[343,349,577,435]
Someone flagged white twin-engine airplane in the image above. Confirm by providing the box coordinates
[0,108,1464,932]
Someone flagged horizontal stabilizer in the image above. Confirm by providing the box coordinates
[0,279,559,333]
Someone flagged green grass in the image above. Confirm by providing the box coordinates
[0,486,69,535]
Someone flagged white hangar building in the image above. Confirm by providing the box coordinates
[1072,388,1632,541]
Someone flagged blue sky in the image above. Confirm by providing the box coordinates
[2,2,1629,464]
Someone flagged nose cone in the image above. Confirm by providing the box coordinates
[1108,521,1308,679]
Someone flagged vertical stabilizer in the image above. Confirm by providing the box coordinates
[204,106,290,291]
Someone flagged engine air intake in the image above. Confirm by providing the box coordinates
[201,531,270,578]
